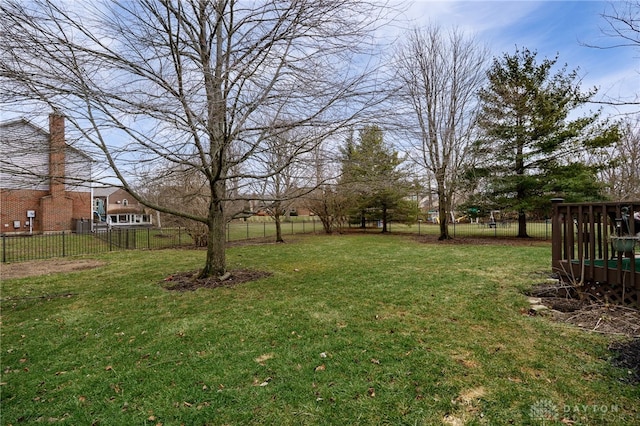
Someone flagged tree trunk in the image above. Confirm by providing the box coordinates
[275,213,284,243]
[381,203,388,233]
[517,208,529,238]
[436,180,450,240]
[199,180,227,278]
[515,141,529,238]
[320,216,333,234]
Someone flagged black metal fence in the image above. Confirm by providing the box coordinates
[355,220,553,240]
[1,228,191,263]
[0,220,322,263]
[1,219,551,263]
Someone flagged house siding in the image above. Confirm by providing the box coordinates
[0,120,50,191]
[0,115,92,234]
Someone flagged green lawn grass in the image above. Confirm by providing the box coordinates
[1,234,637,425]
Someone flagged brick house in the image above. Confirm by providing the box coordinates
[0,114,92,234]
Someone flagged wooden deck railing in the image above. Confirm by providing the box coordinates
[551,200,640,307]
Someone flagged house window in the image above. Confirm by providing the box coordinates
[122,199,129,206]
[119,214,127,222]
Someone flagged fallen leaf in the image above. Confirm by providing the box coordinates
[455,386,485,405]
[254,353,274,365]
[105,365,113,371]
[370,358,380,365]
[315,364,326,372]
[368,387,375,397]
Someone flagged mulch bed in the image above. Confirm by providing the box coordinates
[162,269,272,291]
[528,281,640,384]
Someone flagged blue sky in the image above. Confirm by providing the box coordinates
[400,1,639,117]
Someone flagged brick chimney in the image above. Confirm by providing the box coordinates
[40,113,74,232]
[48,113,66,198]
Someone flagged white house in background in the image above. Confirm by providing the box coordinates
[93,186,153,228]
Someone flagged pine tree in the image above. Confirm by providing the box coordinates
[474,48,618,237]
[340,126,410,232]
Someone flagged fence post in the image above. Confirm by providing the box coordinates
[109,229,113,251]
[2,234,5,263]
[545,220,549,240]
[263,222,266,237]
[246,221,249,240]
[62,231,66,257]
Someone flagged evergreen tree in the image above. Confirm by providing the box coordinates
[340,126,410,232]
[474,48,618,237]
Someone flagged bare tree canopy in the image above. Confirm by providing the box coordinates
[1,0,393,276]
[583,0,640,109]
[594,0,640,49]
[596,115,640,200]
[394,25,488,240]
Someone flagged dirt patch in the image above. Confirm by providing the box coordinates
[415,234,549,247]
[609,339,640,384]
[527,283,640,337]
[162,269,272,291]
[527,282,640,384]
[1,259,107,280]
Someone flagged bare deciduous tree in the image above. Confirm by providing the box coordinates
[1,0,392,277]
[257,126,308,243]
[596,115,640,200]
[596,0,640,50]
[583,1,640,110]
[302,142,346,234]
[394,25,488,240]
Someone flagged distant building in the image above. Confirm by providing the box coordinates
[93,186,152,228]
[0,114,92,234]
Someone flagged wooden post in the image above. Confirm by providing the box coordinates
[550,198,564,274]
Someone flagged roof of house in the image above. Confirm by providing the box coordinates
[93,186,122,197]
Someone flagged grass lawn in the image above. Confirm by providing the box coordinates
[1,234,637,425]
